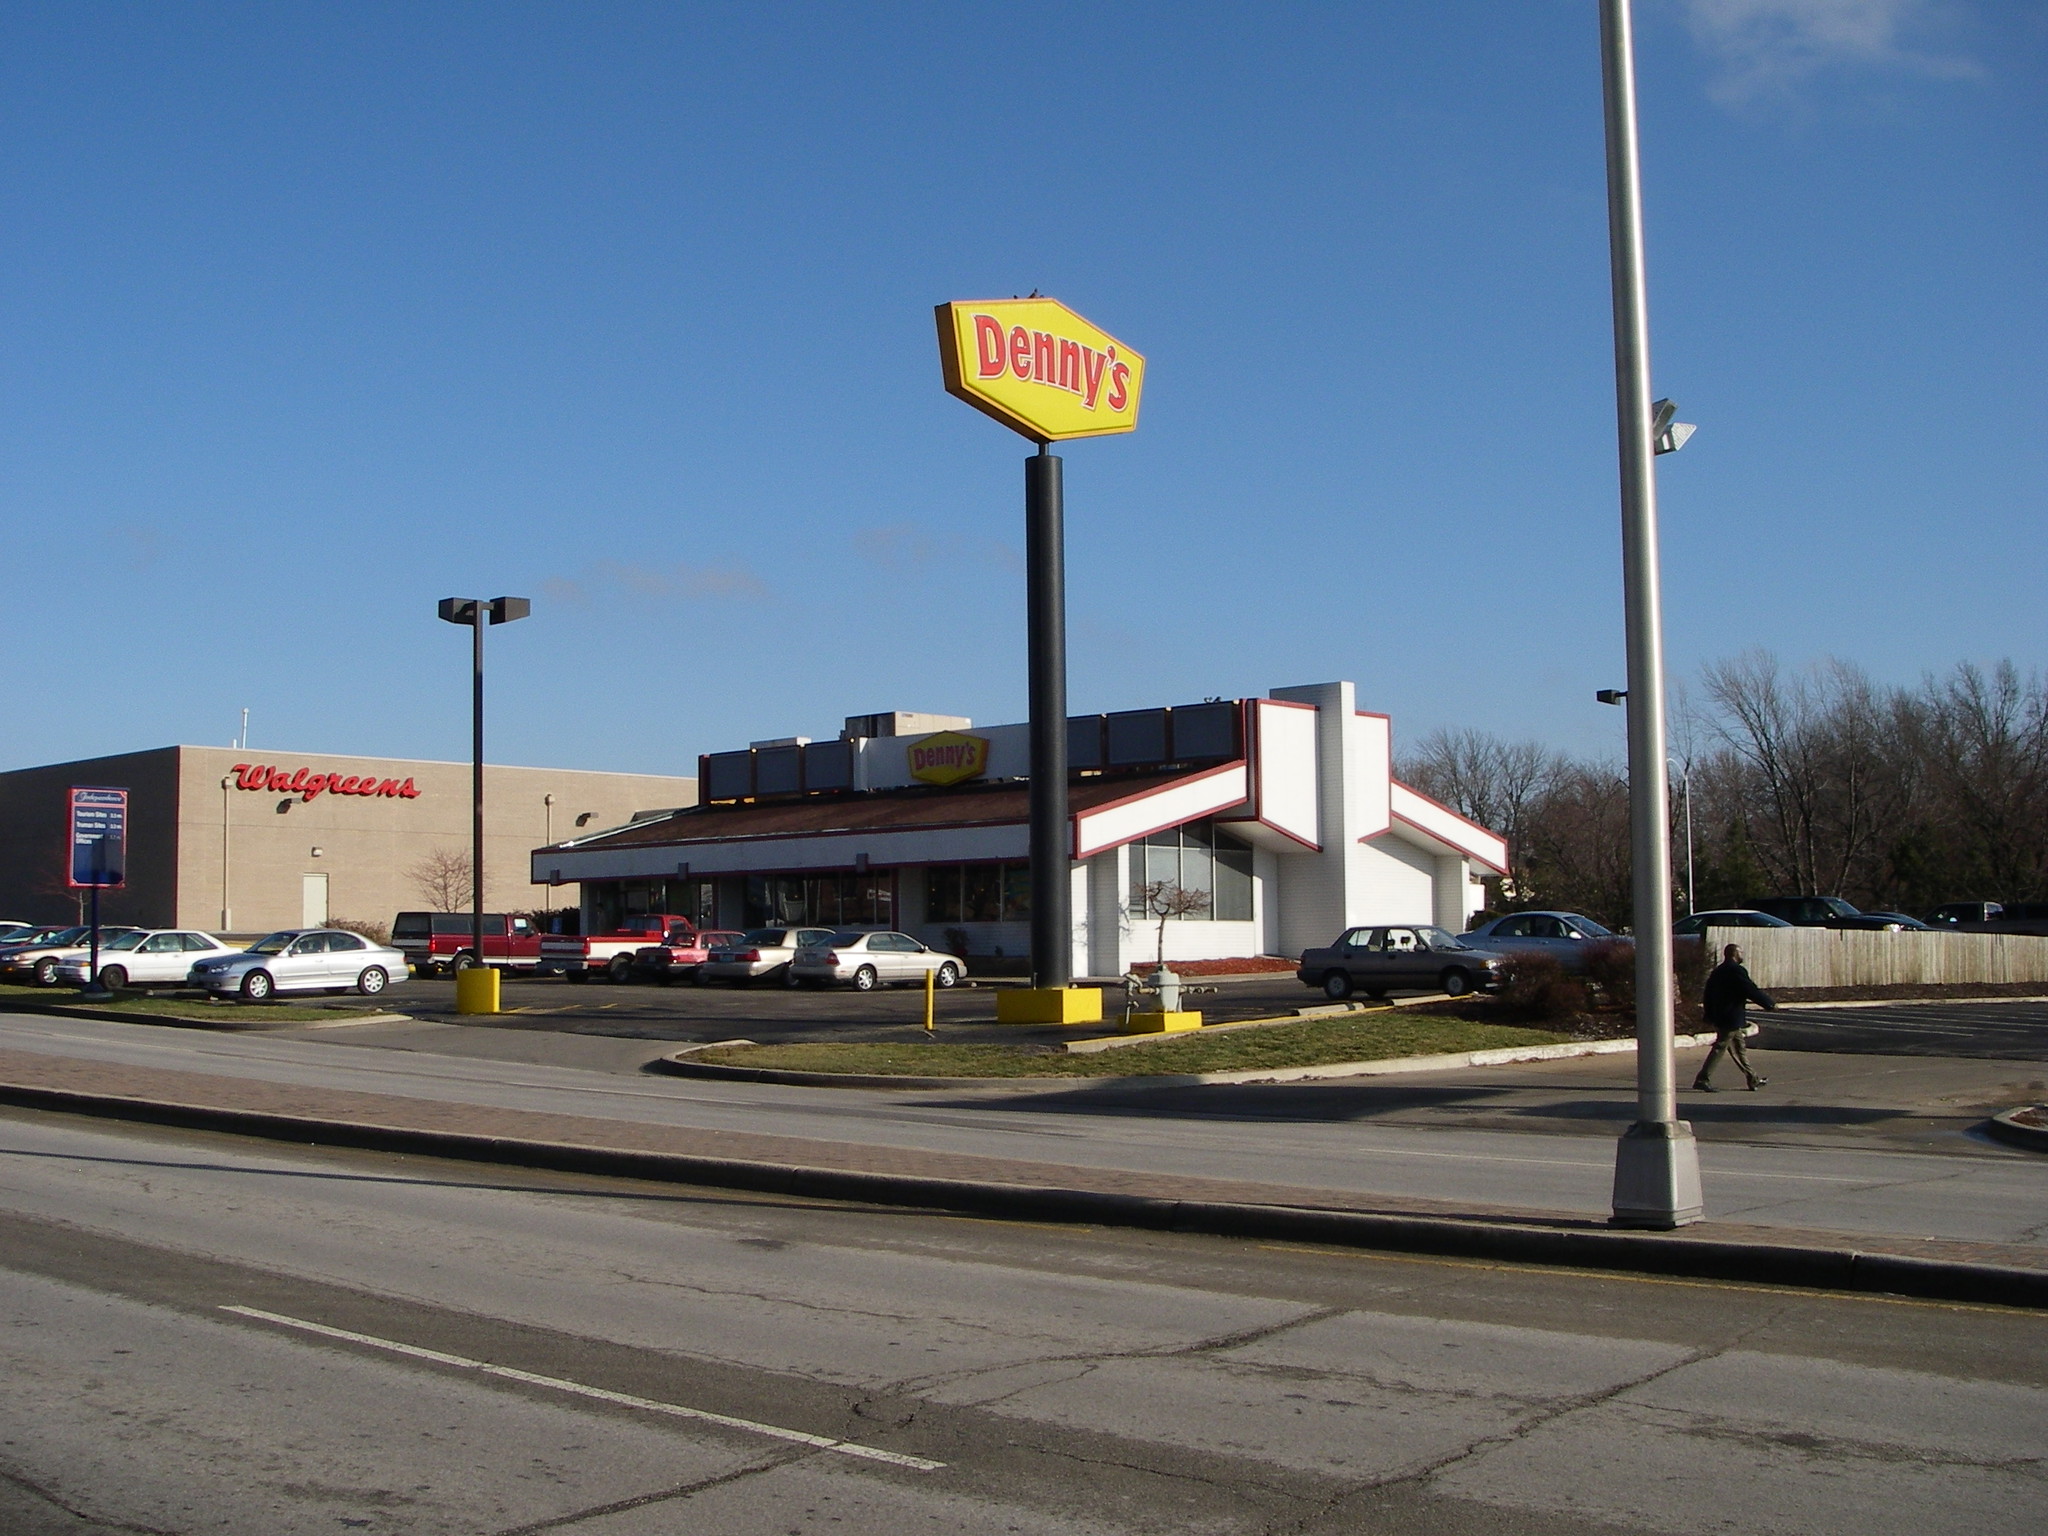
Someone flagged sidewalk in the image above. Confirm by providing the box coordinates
[0,1033,2041,1309]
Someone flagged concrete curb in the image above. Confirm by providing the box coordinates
[0,1078,2039,1310]
[1985,1106,2048,1154]
[2,1000,411,1032]
[656,1027,1748,1091]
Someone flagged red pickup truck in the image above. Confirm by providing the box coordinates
[392,912,545,975]
[541,915,698,983]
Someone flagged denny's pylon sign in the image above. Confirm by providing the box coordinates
[936,299,1145,442]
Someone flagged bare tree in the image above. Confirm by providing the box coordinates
[406,847,473,912]
[1131,879,1209,968]
[1398,728,1560,900]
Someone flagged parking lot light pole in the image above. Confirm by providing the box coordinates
[438,596,530,1011]
[220,774,234,932]
[1599,0,1702,1228]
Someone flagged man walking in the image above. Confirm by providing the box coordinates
[1695,942,1775,1092]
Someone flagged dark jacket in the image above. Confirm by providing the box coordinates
[1703,959,1775,1032]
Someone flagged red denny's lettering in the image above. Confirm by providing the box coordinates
[972,314,1131,412]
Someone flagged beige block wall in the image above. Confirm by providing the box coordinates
[174,747,697,933]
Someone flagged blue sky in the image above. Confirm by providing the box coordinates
[2,1,2039,775]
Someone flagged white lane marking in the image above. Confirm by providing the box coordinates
[219,1305,943,1471]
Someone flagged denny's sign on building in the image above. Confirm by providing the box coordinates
[907,732,990,787]
[936,299,1145,442]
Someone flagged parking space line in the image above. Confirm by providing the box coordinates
[219,1305,944,1471]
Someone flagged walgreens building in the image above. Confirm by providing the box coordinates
[533,680,1508,975]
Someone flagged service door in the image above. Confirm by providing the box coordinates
[301,873,330,928]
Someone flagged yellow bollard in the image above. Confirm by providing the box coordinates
[454,966,500,1015]
[923,965,935,1033]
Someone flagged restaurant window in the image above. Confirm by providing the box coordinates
[1128,824,1254,922]
[924,863,1031,923]
[742,873,894,929]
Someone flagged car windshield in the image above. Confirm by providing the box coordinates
[102,932,150,951]
[827,930,870,946]
[1417,927,1464,950]
[1574,918,1614,937]
[737,929,788,946]
[36,928,89,946]
[246,932,296,955]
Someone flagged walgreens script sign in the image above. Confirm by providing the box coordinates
[233,763,422,802]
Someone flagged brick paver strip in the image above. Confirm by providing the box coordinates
[0,1047,2039,1282]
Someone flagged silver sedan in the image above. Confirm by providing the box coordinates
[188,929,410,1002]
[791,931,966,991]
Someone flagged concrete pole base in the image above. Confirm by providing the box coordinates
[1611,1119,1704,1228]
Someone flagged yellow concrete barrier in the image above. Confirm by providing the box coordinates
[995,987,1104,1025]
[1121,1010,1202,1034]
[454,967,501,1015]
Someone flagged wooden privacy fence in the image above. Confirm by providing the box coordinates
[1702,926,2048,989]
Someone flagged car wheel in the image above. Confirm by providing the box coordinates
[452,950,481,971]
[851,964,879,992]
[33,957,60,986]
[934,962,961,988]
[241,969,275,1002]
[1438,968,1473,998]
[606,954,633,983]
[1322,971,1354,1000]
[357,966,388,996]
[97,964,128,991]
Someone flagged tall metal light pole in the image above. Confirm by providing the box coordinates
[1025,443,1070,989]
[220,774,234,932]
[438,596,530,1011]
[1599,0,1702,1227]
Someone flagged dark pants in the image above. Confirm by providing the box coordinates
[1695,1027,1756,1087]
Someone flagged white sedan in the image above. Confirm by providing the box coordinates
[790,930,966,991]
[54,929,236,990]
[188,929,410,1001]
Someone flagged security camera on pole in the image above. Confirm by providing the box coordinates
[935,298,1145,1025]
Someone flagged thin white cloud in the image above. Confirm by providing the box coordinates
[851,521,1022,575]
[1677,0,1980,105]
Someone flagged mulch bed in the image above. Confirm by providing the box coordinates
[1134,957,1298,977]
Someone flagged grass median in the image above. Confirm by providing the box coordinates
[0,981,385,1024]
[692,1012,1581,1079]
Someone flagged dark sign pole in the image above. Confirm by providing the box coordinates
[1025,444,1070,988]
[438,596,529,1003]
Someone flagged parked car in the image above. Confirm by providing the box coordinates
[1925,902,2002,927]
[541,914,700,982]
[1459,911,1617,970]
[1856,911,1934,931]
[631,928,746,983]
[1672,910,1794,935]
[391,911,544,975]
[0,921,35,942]
[53,929,237,990]
[1750,896,1914,930]
[791,931,966,991]
[188,928,409,1001]
[1297,924,1505,1000]
[1,926,143,986]
[695,927,838,987]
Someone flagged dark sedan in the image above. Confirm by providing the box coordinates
[1298,924,1506,1000]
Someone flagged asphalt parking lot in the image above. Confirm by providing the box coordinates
[364,970,1323,1046]
[1757,1002,2048,1060]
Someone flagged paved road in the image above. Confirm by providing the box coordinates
[3,1011,2042,1248]
[1,1107,2041,1535]
[1761,1002,2048,1060]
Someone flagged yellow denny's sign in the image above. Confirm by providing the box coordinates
[936,299,1144,442]
[907,731,990,787]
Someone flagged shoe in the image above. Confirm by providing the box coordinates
[1692,1081,1716,1092]
[1746,1077,1767,1090]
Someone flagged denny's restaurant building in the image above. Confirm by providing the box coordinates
[534,680,1508,975]
[0,746,699,934]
